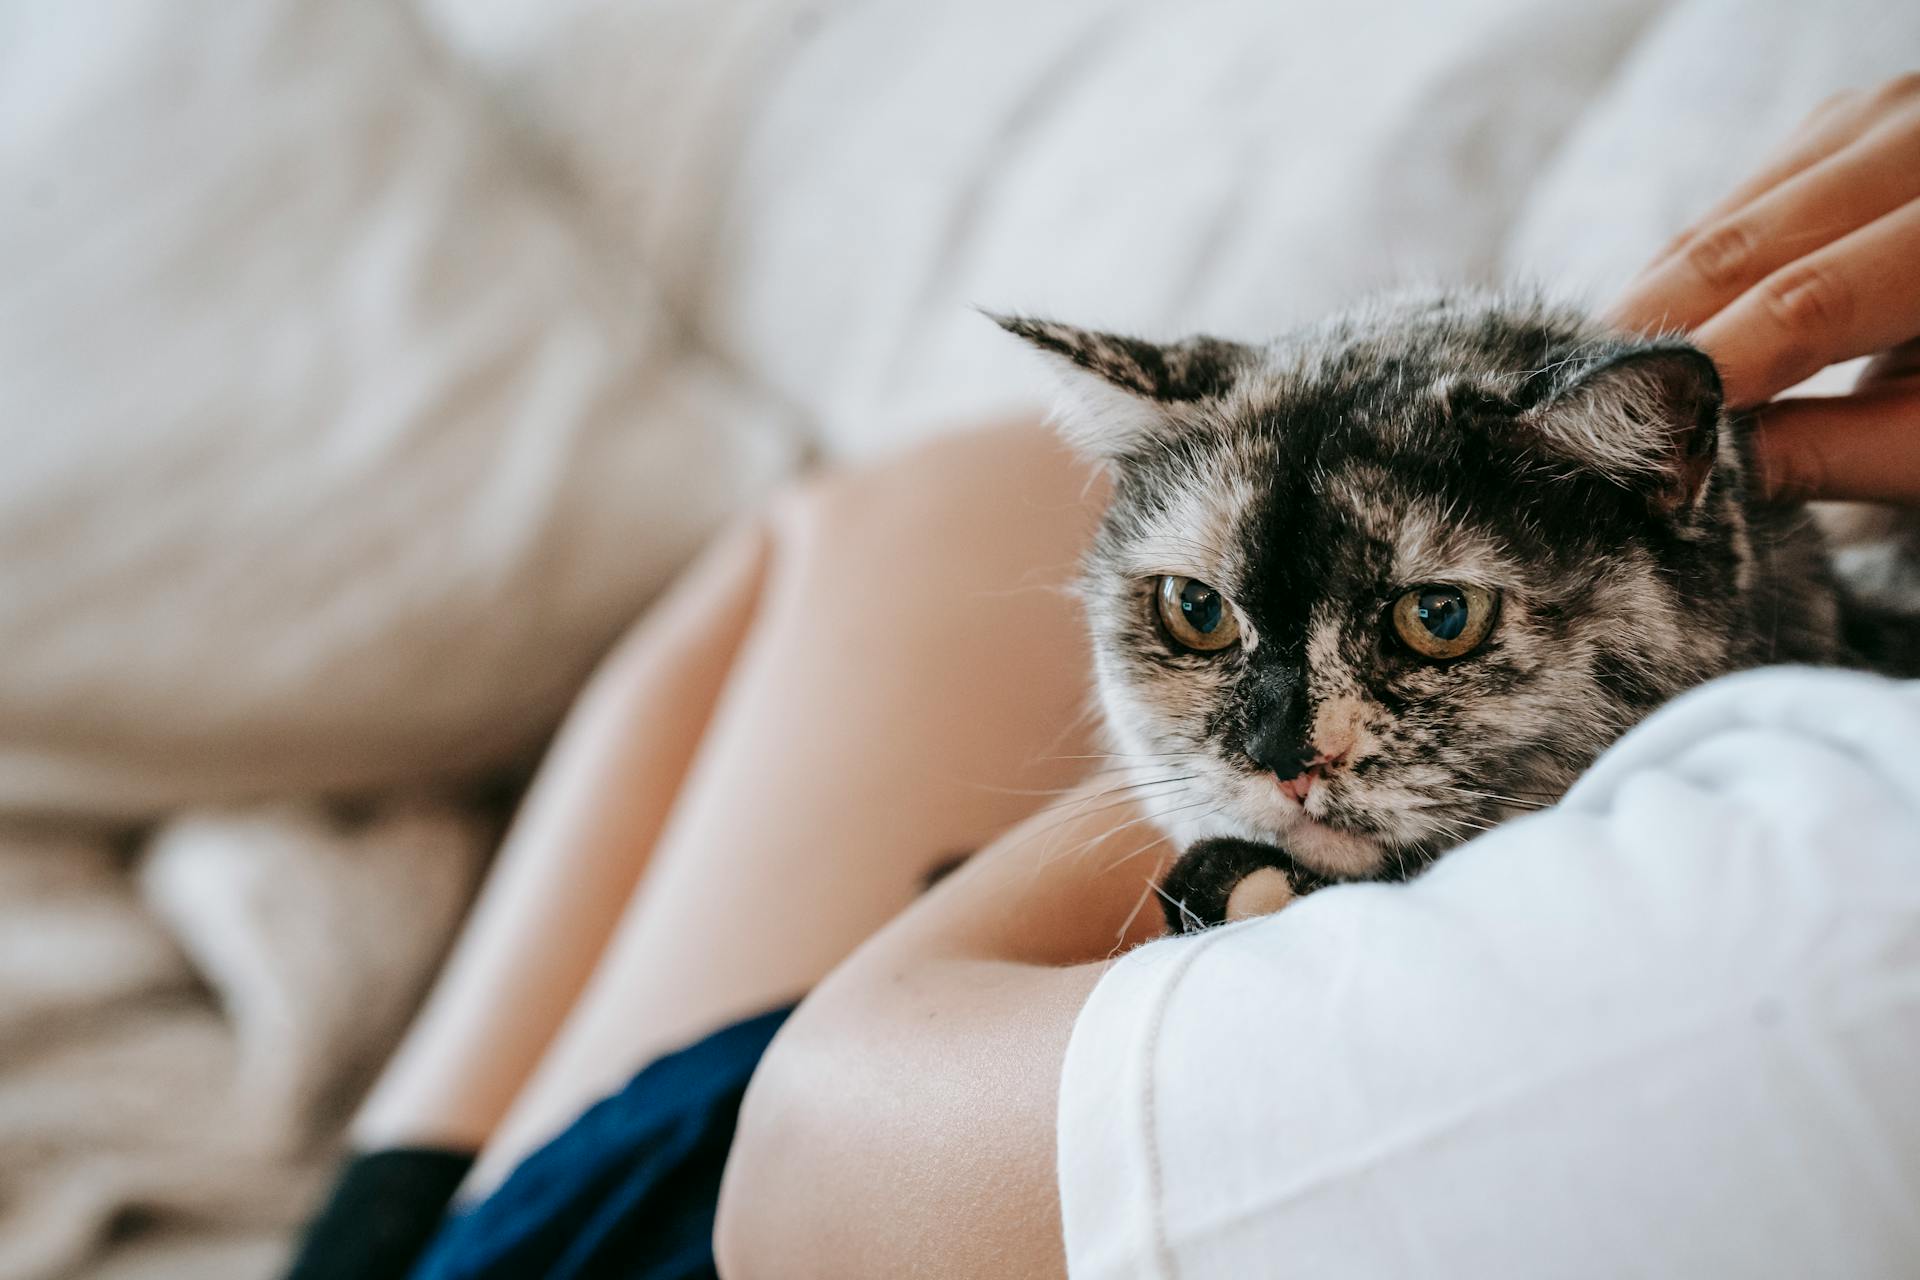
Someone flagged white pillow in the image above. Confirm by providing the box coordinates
[415,0,1668,459]
[1503,0,1920,299]
[0,2,798,816]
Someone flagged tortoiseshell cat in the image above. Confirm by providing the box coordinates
[996,291,1918,930]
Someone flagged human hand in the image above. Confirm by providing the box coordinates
[1606,75,1920,504]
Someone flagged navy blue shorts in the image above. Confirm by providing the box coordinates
[410,1005,795,1280]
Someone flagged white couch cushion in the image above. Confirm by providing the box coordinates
[1503,0,1920,299]
[416,0,1672,459]
[0,0,797,815]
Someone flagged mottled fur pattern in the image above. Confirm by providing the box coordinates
[999,289,1872,882]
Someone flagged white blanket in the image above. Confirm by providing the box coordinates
[0,804,481,1279]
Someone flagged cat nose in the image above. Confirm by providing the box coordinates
[1276,770,1317,802]
[1251,740,1313,782]
[1249,739,1351,801]
[1248,739,1313,780]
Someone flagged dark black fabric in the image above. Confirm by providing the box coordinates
[409,1003,794,1280]
[283,1147,476,1280]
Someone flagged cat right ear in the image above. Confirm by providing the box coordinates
[1523,342,1724,516]
[987,313,1249,462]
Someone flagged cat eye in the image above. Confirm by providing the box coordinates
[1156,576,1241,653]
[1390,584,1498,660]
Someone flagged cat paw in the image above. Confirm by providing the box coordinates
[1157,836,1335,934]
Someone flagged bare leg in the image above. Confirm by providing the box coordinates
[352,519,773,1152]
[463,420,1102,1193]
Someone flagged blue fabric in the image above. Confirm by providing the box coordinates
[410,1005,795,1280]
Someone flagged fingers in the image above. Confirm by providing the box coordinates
[1609,89,1874,326]
[1606,118,1920,335]
[1750,379,1920,503]
[1604,77,1920,505]
[1694,196,1920,408]
[1860,336,1920,385]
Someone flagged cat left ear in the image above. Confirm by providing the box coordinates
[1526,343,1723,515]
[989,313,1250,462]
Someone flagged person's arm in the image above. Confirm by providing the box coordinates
[714,783,1173,1280]
[729,670,1920,1280]
[1606,73,1920,503]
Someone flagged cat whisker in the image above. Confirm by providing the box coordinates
[1433,783,1557,811]
[967,771,1201,799]
[1418,814,1494,849]
[1149,880,1206,935]
[1035,790,1210,874]
[1031,696,1108,764]
[1112,875,1160,955]
[1098,837,1181,889]
[1081,796,1211,860]
[1022,785,1197,842]
[1445,796,1553,814]
[1037,750,1210,765]
[1023,785,1199,866]
[1097,804,1221,877]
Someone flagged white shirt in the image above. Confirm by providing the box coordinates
[1059,668,1920,1279]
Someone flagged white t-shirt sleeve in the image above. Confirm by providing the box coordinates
[1058,668,1920,1280]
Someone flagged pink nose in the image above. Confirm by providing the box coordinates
[1276,748,1348,803]
[1277,772,1315,802]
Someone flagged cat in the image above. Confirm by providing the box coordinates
[996,289,1914,930]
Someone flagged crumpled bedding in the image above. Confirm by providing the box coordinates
[4,0,1915,1274]
[0,804,483,1279]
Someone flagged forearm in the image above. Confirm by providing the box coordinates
[715,783,1172,1279]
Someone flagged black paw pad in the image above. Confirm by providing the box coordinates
[1158,836,1334,934]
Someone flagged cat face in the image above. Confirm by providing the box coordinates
[1001,293,1758,879]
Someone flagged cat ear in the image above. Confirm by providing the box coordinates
[1524,342,1723,515]
[989,313,1250,461]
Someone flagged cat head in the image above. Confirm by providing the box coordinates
[998,291,1752,879]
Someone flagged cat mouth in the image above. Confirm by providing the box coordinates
[1236,780,1387,878]
[1271,810,1386,878]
